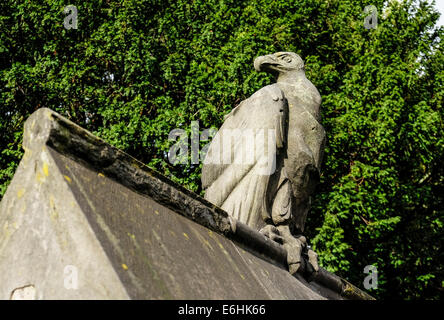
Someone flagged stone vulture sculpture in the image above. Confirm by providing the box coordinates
[201,52,325,275]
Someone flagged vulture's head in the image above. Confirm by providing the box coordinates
[254,52,304,76]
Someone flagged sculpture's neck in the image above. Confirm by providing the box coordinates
[276,70,306,85]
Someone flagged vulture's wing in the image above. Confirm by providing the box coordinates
[201,84,287,228]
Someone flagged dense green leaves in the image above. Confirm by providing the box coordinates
[0,0,442,299]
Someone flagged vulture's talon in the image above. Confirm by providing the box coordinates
[260,225,283,244]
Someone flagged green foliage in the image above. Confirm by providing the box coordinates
[0,0,442,299]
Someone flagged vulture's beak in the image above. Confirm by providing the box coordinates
[254,54,280,73]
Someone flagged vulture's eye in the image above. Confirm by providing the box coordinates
[284,57,292,63]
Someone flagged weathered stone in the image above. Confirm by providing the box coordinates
[0,108,373,300]
[202,52,326,275]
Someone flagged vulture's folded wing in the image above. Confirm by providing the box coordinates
[201,84,288,227]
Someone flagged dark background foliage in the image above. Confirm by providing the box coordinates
[0,0,442,299]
